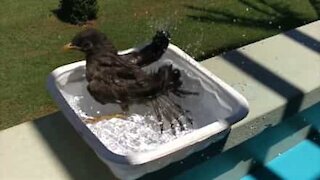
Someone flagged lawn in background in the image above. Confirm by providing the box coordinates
[0,0,319,130]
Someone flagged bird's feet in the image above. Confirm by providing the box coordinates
[84,113,128,124]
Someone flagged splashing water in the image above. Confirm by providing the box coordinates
[87,114,193,155]
[65,94,194,156]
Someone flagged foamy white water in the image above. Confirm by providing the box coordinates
[86,114,193,155]
[65,94,194,156]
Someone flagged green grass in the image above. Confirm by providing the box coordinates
[0,0,319,130]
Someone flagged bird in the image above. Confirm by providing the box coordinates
[63,28,197,133]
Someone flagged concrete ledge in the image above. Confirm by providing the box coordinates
[201,20,320,150]
[0,112,117,180]
[1,20,319,179]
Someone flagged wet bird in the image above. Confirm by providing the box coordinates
[64,28,196,133]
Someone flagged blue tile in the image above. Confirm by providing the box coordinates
[242,140,320,180]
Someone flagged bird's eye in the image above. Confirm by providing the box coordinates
[82,41,93,51]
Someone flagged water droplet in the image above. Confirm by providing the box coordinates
[242,34,246,37]
[278,25,282,29]
[233,19,237,22]
[97,111,100,114]
[313,136,318,140]
[269,21,273,25]
[246,8,249,11]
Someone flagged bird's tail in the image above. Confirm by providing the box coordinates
[157,64,182,92]
[156,65,198,97]
[151,95,192,135]
[151,65,198,134]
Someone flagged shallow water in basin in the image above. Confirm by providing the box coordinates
[65,94,194,156]
[87,114,193,156]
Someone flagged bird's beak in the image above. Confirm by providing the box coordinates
[63,43,80,51]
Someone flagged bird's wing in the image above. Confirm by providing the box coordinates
[119,31,169,67]
[106,53,154,84]
[109,65,181,101]
[119,43,168,67]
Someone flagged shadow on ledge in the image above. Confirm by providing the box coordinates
[32,112,116,180]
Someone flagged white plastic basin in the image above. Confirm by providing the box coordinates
[47,44,249,179]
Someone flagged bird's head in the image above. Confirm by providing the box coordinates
[64,28,114,54]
